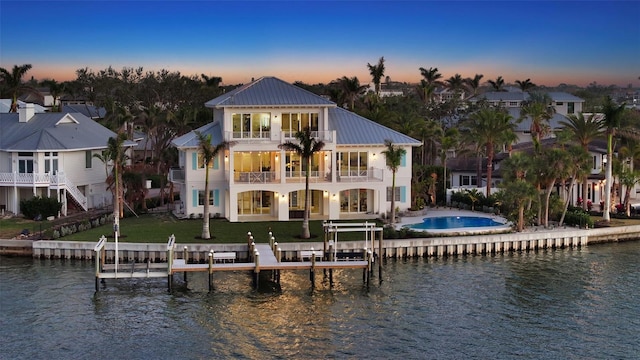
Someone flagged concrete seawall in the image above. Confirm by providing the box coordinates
[1,225,639,261]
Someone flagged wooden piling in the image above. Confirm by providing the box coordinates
[253,250,260,290]
[208,251,214,292]
[310,249,316,289]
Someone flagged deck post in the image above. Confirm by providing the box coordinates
[378,230,383,282]
[253,250,260,290]
[250,241,255,262]
[208,251,213,292]
[367,250,372,288]
[167,234,175,293]
[328,242,334,287]
[183,246,188,283]
[310,248,316,289]
[272,242,279,281]
[276,247,282,284]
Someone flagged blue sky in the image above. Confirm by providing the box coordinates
[1,1,639,87]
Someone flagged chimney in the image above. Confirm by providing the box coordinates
[18,103,35,123]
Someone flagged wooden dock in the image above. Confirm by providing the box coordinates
[94,236,372,292]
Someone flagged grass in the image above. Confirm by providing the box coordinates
[27,212,374,244]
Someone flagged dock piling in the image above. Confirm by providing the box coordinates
[208,251,213,292]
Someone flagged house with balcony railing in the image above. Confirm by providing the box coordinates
[171,76,421,222]
[0,104,134,217]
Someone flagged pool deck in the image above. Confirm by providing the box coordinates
[397,208,512,234]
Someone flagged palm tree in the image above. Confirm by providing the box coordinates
[419,67,443,87]
[499,152,537,231]
[382,140,406,224]
[558,146,591,226]
[195,131,235,240]
[515,78,536,92]
[520,97,555,153]
[95,133,129,221]
[367,56,385,96]
[559,112,603,210]
[41,79,65,112]
[464,108,515,196]
[0,64,33,112]
[601,96,626,221]
[445,74,465,98]
[439,128,460,199]
[338,76,367,110]
[464,74,484,97]
[487,76,506,91]
[278,128,326,238]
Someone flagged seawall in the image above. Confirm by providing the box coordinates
[1,225,639,262]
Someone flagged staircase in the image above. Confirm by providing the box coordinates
[52,172,88,211]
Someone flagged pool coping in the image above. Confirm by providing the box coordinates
[397,208,512,235]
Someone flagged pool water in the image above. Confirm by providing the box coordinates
[407,216,504,230]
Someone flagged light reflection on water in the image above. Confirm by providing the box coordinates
[1,241,639,359]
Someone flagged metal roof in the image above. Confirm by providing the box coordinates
[205,77,336,108]
[547,92,584,102]
[0,112,133,151]
[0,100,47,113]
[470,91,530,102]
[328,107,421,146]
[171,122,223,148]
[62,104,107,118]
[507,108,569,132]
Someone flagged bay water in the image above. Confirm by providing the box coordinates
[1,241,638,359]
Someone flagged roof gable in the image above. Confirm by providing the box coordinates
[56,114,79,125]
[205,77,336,108]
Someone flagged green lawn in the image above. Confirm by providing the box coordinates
[56,212,373,244]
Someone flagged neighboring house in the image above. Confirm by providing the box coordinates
[0,103,134,216]
[61,104,107,120]
[448,138,610,209]
[469,91,585,144]
[0,99,47,113]
[170,76,421,222]
[434,88,465,103]
[19,87,57,110]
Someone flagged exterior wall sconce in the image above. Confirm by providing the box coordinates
[332,193,336,198]
[281,193,286,198]
[275,155,278,160]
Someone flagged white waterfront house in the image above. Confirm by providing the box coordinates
[0,103,134,216]
[170,76,421,222]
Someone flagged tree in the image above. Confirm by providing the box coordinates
[515,78,536,92]
[278,127,326,238]
[196,131,235,240]
[601,96,626,221]
[445,74,465,98]
[419,67,443,87]
[367,56,385,96]
[0,64,33,112]
[382,139,406,224]
[487,76,505,91]
[463,108,515,196]
[520,95,555,153]
[337,76,367,110]
[439,128,460,199]
[498,152,537,231]
[464,74,484,97]
[558,146,590,226]
[559,112,603,210]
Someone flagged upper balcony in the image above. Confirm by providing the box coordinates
[224,130,335,144]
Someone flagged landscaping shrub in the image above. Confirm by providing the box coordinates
[20,196,62,219]
[564,206,594,228]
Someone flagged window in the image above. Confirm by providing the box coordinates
[509,101,518,107]
[18,152,34,174]
[386,187,401,201]
[567,102,575,114]
[197,153,214,169]
[231,112,271,139]
[198,190,215,206]
[338,151,368,177]
[556,102,564,106]
[281,112,319,137]
[459,175,478,186]
[45,152,58,174]
[85,150,92,168]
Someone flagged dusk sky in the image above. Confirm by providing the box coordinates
[1,1,639,87]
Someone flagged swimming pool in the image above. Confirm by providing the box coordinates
[407,216,504,230]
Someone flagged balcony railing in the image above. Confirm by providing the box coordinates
[169,168,185,183]
[284,170,331,183]
[0,171,87,210]
[337,168,384,182]
[224,130,335,143]
[234,171,276,184]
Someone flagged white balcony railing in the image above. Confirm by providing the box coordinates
[337,168,384,182]
[0,171,88,211]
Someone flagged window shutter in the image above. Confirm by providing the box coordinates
[192,189,198,207]
[213,156,219,170]
[400,153,406,167]
[400,186,406,203]
[192,152,197,170]
[214,189,220,206]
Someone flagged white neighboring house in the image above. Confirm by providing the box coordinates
[0,103,135,217]
[170,76,421,222]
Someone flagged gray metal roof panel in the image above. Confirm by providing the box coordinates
[205,77,336,107]
[547,92,584,102]
[171,122,223,148]
[470,91,530,102]
[328,107,421,146]
[0,112,127,151]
